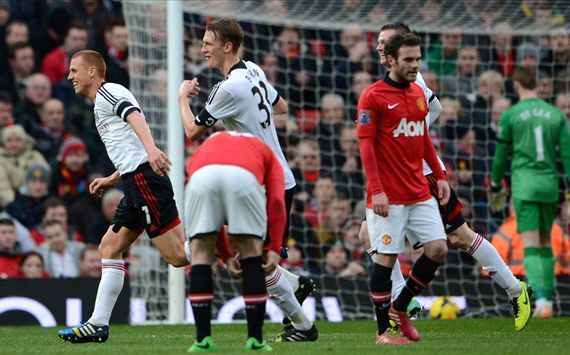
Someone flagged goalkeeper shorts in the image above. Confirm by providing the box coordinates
[513,199,557,233]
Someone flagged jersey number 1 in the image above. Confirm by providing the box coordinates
[534,126,545,161]
[251,81,271,129]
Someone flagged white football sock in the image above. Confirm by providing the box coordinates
[184,240,192,263]
[265,267,312,331]
[278,265,300,291]
[391,258,406,301]
[467,234,521,298]
[88,259,125,326]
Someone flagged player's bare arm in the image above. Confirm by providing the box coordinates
[126,110,171,176]
[178,79,208,142]
[89,170,121,197]
[272,96,288,115]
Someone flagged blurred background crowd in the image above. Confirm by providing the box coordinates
[1,0,569,282]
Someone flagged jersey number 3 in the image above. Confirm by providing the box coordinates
[251,82,271,129]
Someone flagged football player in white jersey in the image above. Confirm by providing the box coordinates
[178,18,317,343]
[359,22,532,331]
[59,50,192,343]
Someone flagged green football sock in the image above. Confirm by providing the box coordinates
[524,247,544,298]
[539,247,555,301]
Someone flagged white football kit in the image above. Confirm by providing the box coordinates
[94,83,148,175]
[196,60,296,190]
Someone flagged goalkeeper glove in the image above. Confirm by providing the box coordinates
[280,247,289,259]
[489,183,508,213]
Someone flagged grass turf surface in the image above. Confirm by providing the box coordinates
[3,318,570,354]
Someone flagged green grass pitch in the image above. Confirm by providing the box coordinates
[3,318,570,354]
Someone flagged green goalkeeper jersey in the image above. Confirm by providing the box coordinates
[491,97,570,202]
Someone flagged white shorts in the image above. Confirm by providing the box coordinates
[366,197,446,254]
[184,165,267,239]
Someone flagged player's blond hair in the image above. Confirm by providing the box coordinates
[72,50,106,78]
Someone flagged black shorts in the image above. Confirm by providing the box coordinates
[112,162,180,238]
[425,173,465,234]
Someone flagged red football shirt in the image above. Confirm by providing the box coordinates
[356,74,444,206]
[186,131,286,253]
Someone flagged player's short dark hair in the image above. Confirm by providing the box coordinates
[513,66,537,90]
[206,18,244,54]
[380,22,411,34]
[0,217,15,228]
[7,42,32,60]
[71,50,106,78]
[384,32,421,60]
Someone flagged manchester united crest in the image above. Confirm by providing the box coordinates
[382,234,392,245]
[417,97,426,112]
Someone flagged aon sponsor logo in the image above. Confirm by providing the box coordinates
[393,117,425,137]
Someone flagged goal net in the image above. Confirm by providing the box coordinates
[122,0,570,323]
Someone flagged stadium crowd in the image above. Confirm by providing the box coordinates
[1,0,570,281]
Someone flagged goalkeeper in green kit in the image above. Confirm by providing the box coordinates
[490,66,570,318]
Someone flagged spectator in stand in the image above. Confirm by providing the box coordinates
[347,70,372,120]
[314,196,352,246]
[537,70,555,103]
[49,136,89,209]
[37,219,84,278]
[303,175,336,228]
[78,244,102,278]
[0,91,14,129]
[517,42,540,71]
[0,42,35,105]
[31,197,83,245]
[30,98,67,163]
[333,123,364,202]
[0,217,23,278]
[280,240,309,276]
[41,21,89,86]
[421,69,441,97]
[459,70,504,149]
[30,5,72,68]
[70,0,112,51]
[274,26,318,110]
[539,26,570,87]
[103,17,129,88]
[310,93,347,169]
[0,124,48,208]
[0,20,28,71]
[6,164,50,230]
[185,37,207,79]
[84,188,123,246]
[16,251,49,278]
[334,24,365,64]
[480,22,516,77]
[341,216,368,263]
[426,30,462,77]
[13,73,52,134]
[555,92,570,123]
[291,138,324,196]
[321,241,365,277]
[334,39,380,93]
[440,45,481,98]
[488,97,512,154]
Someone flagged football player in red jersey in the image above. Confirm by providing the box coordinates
[360,22,531,333]
[357,32,450,345]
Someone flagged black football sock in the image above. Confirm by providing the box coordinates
[189,264,213,342]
